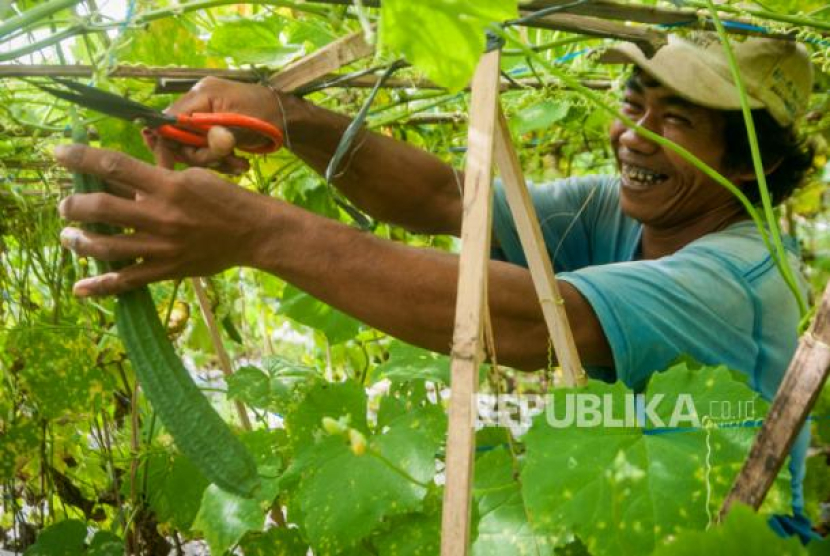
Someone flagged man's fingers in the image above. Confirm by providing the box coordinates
[60,228,173,262]
[72,260,174,297]
[55,144,166,194]
[59,192,159,231]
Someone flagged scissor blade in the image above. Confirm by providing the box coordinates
[39,78,172,126]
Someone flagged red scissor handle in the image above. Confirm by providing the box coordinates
[156,113,284,154]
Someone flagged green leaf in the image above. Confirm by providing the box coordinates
[24,519,86,556]
[239,429,284,505]
[521,363,785,555]
[373,405,444,485]
[208,16,303,65]
[87,531,125,556]
[120,19,209,67]
[380,0,518,91]
[279,284,361,344]
[228,366,273,409]
[141,451,211,531]
[239,527,308,556]
[512,100,571,135]
[373,492,443,556]
[472,448,555,556]
[652,503,806,556]
[295,438,428,552]
[284,380,368,450]
[0,421,38,481]
[7,325,110,419]
[373,341,451,384]
[192,484,265,555]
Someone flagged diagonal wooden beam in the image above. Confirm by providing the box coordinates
[720,281,830,518]
[267,28,375,93]
[493,107,587,387]
[440,47,501,556]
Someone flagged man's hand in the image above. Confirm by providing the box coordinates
[146,77,288,174]
[55,143,272,297]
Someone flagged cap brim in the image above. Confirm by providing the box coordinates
[599,40,765,113]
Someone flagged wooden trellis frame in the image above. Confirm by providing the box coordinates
[440,45,586,556]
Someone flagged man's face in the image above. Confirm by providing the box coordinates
[609,71,743,228]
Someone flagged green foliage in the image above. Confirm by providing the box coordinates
[279,284,362,344]
[3,1,829,554]
[380,0,518,90]
[192,484,265,555]
[651,504,807,556]
[208,16,304,66]
[521,363,786,555]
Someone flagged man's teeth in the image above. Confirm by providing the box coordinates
[622,164,666,185]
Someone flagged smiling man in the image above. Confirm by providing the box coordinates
[54,32,815,538]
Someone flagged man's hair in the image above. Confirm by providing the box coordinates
[721,109,815,207]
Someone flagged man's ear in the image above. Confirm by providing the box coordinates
[732,157,784,183]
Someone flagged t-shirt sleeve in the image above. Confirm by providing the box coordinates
[492,175,621,271]
[559,254,759,391]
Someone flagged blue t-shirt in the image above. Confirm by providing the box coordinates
[491,174,810,516]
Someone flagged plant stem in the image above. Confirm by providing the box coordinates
[0,0,82,41]
[684,0,830,32]
[704,0,807,315]
[0,0,332,62]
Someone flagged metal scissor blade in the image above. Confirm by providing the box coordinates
[38,78,172,127]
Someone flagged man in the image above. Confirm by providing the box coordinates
[53,33,816,536]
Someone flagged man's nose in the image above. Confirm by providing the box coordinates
[618,114,661,155]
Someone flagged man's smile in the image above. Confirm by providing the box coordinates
[620,162,669,190]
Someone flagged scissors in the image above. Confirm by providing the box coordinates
[36,78,283,154]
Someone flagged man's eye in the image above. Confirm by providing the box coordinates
[621,99,642,113]
[666,113,691,125]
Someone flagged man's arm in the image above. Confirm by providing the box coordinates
[161,78,465,236]
[55,145,613,371]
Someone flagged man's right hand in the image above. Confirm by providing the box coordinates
[145,77,288,174]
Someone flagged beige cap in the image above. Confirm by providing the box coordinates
[600,32,813,126]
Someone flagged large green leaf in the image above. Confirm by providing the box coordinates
[380,0,518,91]
[521,363,785,556]
[295,435,429,553]
[227,366,273,410]
[239,527,309,555]
[284,379,368,450]
[134,451,210,532]
[192,484,265,555]
[24,519,86,556]
[279,284,362,344]
[86,531,125,556]
[372,340,451,385]
[7,326,110,419]
[512,100,571,135]
[208,16,304,66]
[651,503,806,555]
[472,448,555,556]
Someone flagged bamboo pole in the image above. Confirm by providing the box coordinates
[440,47,501,556]
[493,107,586,387]
[267,29,374,92]
[191,278,253,431]
[720,281,830,518]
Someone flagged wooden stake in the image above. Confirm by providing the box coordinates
[720,281,830,517]
[191,277,252,431]
[440,48,501,556]
[493,108,586,387]
[268,29,374,93]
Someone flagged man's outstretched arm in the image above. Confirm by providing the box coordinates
[160,78,465,236]
[55,144,613,371]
